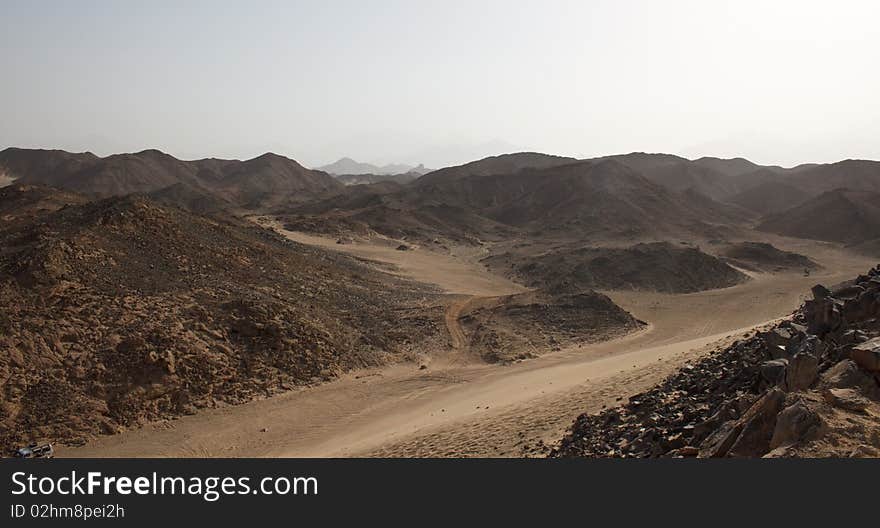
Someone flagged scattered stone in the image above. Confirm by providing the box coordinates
[820,359,875,393]
[850,337,880,372]
[760,359,788,387]
[728,389,786,457]
[785,353,819,391]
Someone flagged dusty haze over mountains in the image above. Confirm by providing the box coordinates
[3,2,880,461]
[2,1,880,167]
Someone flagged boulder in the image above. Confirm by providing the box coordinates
[759,359,788,387]
[769,400,824,449]
[850,337,880,372]
[832,284,864,300]
[785,353,819,391]
[804,296,843,337]
[822,388,871,412]
[698,421,742,458]
[820,359,876,395]
[811,284,831,300]
[760,328,795,359]
[795,335,826,359]
[839,329,869,346]
[727,389,786,457]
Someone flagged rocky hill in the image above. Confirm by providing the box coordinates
[0,148,100,185]
[206,153,342,208]
[459,289,645,363]
[0,187,442,447]
[552,266,880,458]
[484,241,748,294]
[758,189,880,246]
[598,153,740,201]
[0,184,88,229]
[719,242,819,273]
[786,160,880,195]
[413,152,577,186]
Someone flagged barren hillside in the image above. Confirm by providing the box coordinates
[0,187,442,447]
[758,189,880,246]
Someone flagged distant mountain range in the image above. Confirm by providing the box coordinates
[0,147,343,209]
[4,147,880,251]
[283,150,880,248]
[317,157,431,176]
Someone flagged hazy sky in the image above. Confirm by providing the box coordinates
[2,0,879,168]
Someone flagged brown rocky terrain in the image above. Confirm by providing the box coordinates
[0,186,444,447]
[719,241,819,273]
[458,289,645,363]
[552,265,880,458]
[0,184,89,229]
[483,241,748,294]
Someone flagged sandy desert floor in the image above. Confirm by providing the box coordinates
[58,225,874,457]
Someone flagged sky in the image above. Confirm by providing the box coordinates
[2,0,879,168]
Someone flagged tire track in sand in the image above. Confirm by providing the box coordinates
[445,296,473,350]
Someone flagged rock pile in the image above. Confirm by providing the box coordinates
[552,265,880,458]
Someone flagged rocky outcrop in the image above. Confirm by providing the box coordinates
[552,265,880,458]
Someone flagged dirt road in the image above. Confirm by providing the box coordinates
[59,229,874,458]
